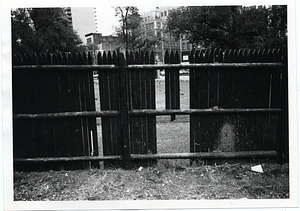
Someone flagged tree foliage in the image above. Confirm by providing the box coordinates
[11,8,83,54]
[167,5,287,49]
[114,6,161,51]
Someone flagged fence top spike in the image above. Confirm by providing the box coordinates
[134,51,140,64]
[127,51,134,65]
[145,51,150,64]
[189,49,195,63]
[150,51,155,64]
[170,50,175,64]
[174,51,180,64]
[117,52,126,65]
[126,51,130,60]
[102,51,107,64]
[88,52,93,65]
[113,51,118,65]
[82,52,88,65]
[205,49,213,63]
[139,50,145,64]
[164,50,170,64]
[97,51,103,65]
[62,52,68,65]
[107,51,113,64]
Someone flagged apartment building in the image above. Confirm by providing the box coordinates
[140,6,192,63]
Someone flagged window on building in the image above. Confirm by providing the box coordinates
[87,38,92,43]
[164,11,167,16]
[161,12,163,17]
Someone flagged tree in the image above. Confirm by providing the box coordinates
[11,8,83,54]
[265,5,287,48]
[114,7,141,51]
[114,6,161,52]
[166,6,287,49]
[86,42,99,52]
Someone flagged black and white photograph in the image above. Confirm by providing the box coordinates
[2,0,299,210]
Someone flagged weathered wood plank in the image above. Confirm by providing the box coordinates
[128,108,282,116]
[14,155,123,163]
[130,150,277,160]
[13,63,283,71]
[99,51,123,167]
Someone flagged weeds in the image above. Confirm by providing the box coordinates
[14,162,289,201]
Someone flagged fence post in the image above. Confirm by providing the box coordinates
[279,46,288,163]
[118,52,131,169]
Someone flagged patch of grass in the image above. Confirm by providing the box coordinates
[14,162,289,201]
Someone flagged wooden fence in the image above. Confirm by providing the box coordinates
[12,48,288,171]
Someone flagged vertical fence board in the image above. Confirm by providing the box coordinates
[165,50,180,121]
[189,49,196,156]
[278,47,288,162]
[98,51,122,167]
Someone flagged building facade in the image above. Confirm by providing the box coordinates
[140,6,193,63]
[85,33,122,53]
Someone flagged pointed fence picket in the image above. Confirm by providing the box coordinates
[165,50,180,121]
[97,51,123,167]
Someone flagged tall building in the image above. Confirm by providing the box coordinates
[64,7,97,44]
[140,6,192,63]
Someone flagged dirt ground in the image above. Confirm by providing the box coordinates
[14,162,289,201]
[13,76,290,201]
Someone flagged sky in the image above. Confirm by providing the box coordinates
[95,5,156,36]
[95,6,119,36]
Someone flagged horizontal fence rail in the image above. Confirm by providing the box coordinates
[130,150,277,160]
[14,111,120,119]
[14,155,123,163]
[129,108,282,116]
[13,150,277,164]
[13,63,283,71]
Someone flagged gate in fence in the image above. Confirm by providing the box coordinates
[13,48,288,171]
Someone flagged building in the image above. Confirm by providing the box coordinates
[85,33,122,53]
[64,7,97,44]
[140,6,193,63]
